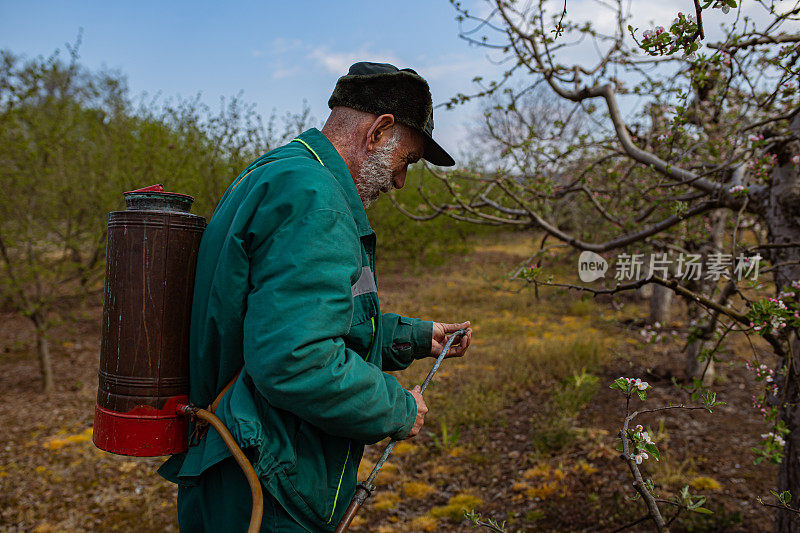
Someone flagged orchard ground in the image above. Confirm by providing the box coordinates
[0,231,779,532]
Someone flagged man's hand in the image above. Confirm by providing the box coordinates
[431,321,472,358]
[404,385,428,439]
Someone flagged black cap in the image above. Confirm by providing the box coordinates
[328,62,455,166]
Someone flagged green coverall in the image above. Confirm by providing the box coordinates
[159,128,433,532]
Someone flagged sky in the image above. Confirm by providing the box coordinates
[0,0,509,160]
[1,1,792,163]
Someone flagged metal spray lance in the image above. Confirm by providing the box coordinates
[334,329,468,533]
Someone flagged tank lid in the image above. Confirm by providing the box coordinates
[124,184,195,213]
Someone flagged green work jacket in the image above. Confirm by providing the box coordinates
[159,128,433,531]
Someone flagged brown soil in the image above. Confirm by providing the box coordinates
[0,244,782,532]
[354,348,777,533]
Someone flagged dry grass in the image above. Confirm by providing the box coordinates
[2,230,775,532]
[428,492,484,520]
[385,234,618,435]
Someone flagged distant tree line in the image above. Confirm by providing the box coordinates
[0,42,311,392]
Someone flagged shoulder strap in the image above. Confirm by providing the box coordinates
[189,368,243,446]
[209,369,242,414]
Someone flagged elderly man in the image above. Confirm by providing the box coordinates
[159,62,472,532]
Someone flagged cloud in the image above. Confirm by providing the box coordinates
[421,57,496,81]
[308,45,404,74]
[270,37,304,55]
[251,37,305,60]
[272,66,303,80]
[562,0,681,34]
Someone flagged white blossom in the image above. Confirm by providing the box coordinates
[762,432,786,447]
[631,451,649,464]
[712,2,730,14]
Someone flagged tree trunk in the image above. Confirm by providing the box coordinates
[683,296,716,384]
[762,143,800,533]
[776,333,800,533]
[649,283,672,325]
[646,251,673,325]
[684,338,714,386]
[681,209,726,381]
[31,312,54,393]
[683,280,737,386]
[683,264,717,382]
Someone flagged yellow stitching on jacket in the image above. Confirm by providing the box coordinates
[291,138,325,166]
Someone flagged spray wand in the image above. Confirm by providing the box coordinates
[335,329,467,533]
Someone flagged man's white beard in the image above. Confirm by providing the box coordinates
[357,136,398,208]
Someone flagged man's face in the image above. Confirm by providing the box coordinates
[357,127,425,208]
[388,129,425,190]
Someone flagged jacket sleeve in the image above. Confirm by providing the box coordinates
[243,208,417,443]
[379,314,433,371]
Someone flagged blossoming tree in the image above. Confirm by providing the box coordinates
[396,1,800,530]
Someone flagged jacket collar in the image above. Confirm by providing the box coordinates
[294,128,374,238]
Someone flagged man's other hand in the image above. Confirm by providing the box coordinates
[405,386,428,439]
[431,321,472,358]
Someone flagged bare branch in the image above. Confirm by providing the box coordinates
[484,180,722,252]
[708,33,800,51]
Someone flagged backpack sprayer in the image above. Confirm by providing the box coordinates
[92,184,462,533]
[92,185,263,532]
[93,185,202,457]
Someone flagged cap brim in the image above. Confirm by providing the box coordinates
[422,134,455,167]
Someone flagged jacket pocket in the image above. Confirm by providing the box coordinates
[350,274,378,324]
[346,291,378,358]
[286,419,355,525]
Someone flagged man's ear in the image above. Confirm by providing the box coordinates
[366,114,395,151]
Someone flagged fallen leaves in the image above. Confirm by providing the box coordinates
[372,491,400,511]
[409,514,438,531]
[428,492,483,521]
[690,476,723,491]
[42,428,92,450]
[402,481,436,499]
[391,441,419,456]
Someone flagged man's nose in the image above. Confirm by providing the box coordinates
[393,169,407,190]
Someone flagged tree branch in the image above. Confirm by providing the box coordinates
[482,180,721,252]
[708,34,800,51]
[621,408,668,531]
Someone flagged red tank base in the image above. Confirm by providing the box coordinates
[93,396,189,457]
